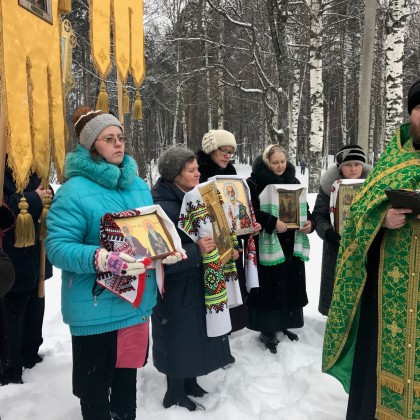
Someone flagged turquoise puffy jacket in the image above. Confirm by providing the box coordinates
[45,145,156,336]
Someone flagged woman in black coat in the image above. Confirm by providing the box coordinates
[312,145,371,316]
[197,129,258,332]
[1,166,53,385]
[151,147,234,411]
[246,145,314,353]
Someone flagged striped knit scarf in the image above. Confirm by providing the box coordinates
[258,184,310,265]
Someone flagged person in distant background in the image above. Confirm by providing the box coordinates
[312,145,371,316]
[299,158,307,175]
[0,166,53,386]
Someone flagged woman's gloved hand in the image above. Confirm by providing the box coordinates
[95,249,146,276]
[162,252,183,265]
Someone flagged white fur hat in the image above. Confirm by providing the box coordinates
[201,129,237,154]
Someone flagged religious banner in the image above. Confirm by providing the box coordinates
[90,0,146,86]
[0,0,66,192]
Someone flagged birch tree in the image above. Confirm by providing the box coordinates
[357,0,377,155]
[384,0,407,144]
[308,0,324,193]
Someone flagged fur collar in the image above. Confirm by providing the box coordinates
[65,144,138,189]
[250,154,297,187]
[320,164,372,196]
[196,149,237,182]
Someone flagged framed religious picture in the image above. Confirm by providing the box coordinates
[198,182,234,265]
[277,188,303,229]
[19,0,53,24]
[115,213,175,260]
[215,177,254,236]
[99,208,176,261]
[334,182,363,235]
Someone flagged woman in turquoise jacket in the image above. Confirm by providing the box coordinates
[45,107,157,420]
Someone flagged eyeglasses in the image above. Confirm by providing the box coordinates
[97,135,127,145]
[218,147,235,157]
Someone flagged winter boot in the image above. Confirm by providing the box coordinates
[260,332,279,354]
[185,377,208,397]
[282,329,299,342]
[163,377,196,411]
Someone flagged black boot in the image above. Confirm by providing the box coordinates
[185,377,208,397]
[259,332,279,354]
[163,377,196,411]
[282,329,299,342]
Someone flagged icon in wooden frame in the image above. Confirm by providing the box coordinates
[115,211,175,260]
[19,0,53,24]
[216,177,254,236]
[334,183,363,235]
[198,182,234,265]
[278,188,302,229]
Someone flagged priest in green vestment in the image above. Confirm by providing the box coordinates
[322,80,420,420]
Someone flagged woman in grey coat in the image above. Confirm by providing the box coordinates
[312,145,371,316]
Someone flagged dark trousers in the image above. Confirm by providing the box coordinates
[72,331,137,420]
[301,167,305,175]
[0,288,44,382]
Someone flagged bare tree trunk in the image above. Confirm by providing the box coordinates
[217,18,225,129]
[357,0,377,154]
[385,0,406,143]
[308,0,324,193]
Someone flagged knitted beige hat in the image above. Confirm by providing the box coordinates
[202,129,237,154]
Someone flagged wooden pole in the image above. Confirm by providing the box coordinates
[38,239,46,297]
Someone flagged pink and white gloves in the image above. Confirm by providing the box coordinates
[94,249,183,275]
[95,249,146,276]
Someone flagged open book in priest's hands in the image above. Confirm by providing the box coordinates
[385,188,420,214]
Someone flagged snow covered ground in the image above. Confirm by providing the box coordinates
[0,164,348,420]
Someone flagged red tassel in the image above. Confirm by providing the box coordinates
[132,258,152,308]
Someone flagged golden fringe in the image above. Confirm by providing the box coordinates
[132,90,143,120]
[379,375,404,395]
[15,197,35,248]
[122,87,130,114]
[376,408,399,420]
[96,81,109,113]
[414,385,420,397]
[58,0,72,14]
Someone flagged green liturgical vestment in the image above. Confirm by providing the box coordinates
[322,123,420,420]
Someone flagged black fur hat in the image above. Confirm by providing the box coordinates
[407,80,420,115]
[158,147,196,182]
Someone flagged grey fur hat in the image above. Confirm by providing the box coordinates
[158,147,196,182]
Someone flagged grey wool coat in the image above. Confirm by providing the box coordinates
[312,164,372,316]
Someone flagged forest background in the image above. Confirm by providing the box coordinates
[64,0,419,192]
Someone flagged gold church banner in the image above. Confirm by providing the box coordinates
[0,0,66,192]
[91,0,145,86]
